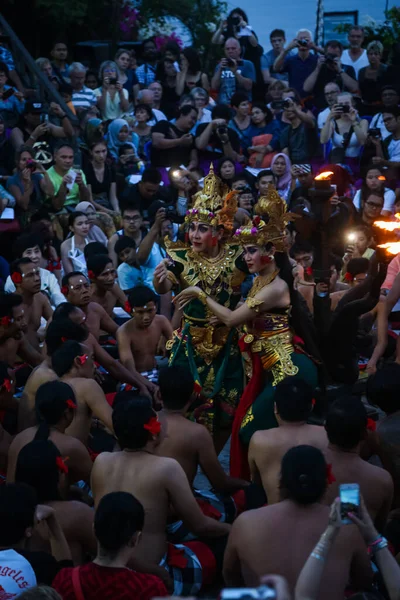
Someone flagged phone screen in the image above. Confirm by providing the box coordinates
[340,484,360,524]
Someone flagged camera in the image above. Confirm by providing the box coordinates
[283,98,293,110]
[325,53,337,65]
[166,207,185,225]
[26,159,37,172]
[369,128,381,139]
[271,100,284,110]
[226,57,236,67]
[297,38,309,47]
[217,125,228,136]
[336,104,350,114]
[221,585,276,600]
[109,78,118,85]
[231,15,241,26]
[2,88,14,101]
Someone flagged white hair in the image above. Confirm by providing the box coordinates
[296,29,313,40]
[68,62,87,75]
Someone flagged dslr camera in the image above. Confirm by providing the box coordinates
[297,38,309,47]
[109,77,118,85]
[336,104,350,114]
[217,124,228,136]
[325,53,337,66]
[283,98,294,110]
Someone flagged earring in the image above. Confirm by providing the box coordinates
[261,255,272,265]
[211,236,218,246]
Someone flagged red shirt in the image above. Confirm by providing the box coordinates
[52,562,168,600]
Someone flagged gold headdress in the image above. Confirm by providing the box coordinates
[234,184,291,252]
[185,164,238,234]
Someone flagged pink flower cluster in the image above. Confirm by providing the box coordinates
[120,5,139,33]
[154,32,183,50]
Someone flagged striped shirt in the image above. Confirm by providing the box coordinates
[135,63,156,86]
[71,85,97,110]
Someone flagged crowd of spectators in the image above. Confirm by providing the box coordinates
[1,11,400,600]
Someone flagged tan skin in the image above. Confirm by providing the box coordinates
[13,263,53,350]
[7,406,93,485]
[156,402,248,492]
[223,497,373,597]
[63,274,118,340]
[59,346,114,444]
[0,370,16,471]
[91,419,231,568]
[249,410,328,504]
[0,304,42,368]
[60,215,90,274]
[50,146,90,212]
[108,208,145,267]
[117,301,173,374]
[324,438,394,533]
[88,142,120,214]
[90,262,127,316]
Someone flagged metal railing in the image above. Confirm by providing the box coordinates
[0,12,78,124]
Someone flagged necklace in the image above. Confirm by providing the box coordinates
[248,268,280,298]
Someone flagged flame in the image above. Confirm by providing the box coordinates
[378,175,386,181]
[315,171,334,181]
[378,242,400,255]
[374,220,400,231]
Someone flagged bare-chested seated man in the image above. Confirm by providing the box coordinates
[248,378,328,504]
[156,366,256,538]
[117,286,172,385]
[10,258,53,351]
[8,380,92,484]
[91,393,230,596]
[223,445,373,599]
[50,338,114,445]
[61,272,118,341]
[324,396,393,532]
[0,363,15,472]
[367,364,400,509]
[0,293,42,370]
[87,255,127,317]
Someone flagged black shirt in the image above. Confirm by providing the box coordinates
[18,548,73,585]
[150,121,194,168]
[121,182,170,218]
[84,162,116,196]
[312,64,356,109]
[195,123,240,161]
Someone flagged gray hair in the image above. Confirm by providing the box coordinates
[35,57,51,70]
[69,62,87,75]
[98,60,119,80]
[296,29,313,40]
[190,87,209,102]
[367,40,383,55]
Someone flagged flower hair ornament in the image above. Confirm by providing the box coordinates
[11,272,23,285]
[61,285,69,296]
[0,316,11,327]
[184,164,238,237]
[1,378,12,393]
[76,354,89,366]
[56,456,69,475]
[344,272,354,283]
[65,399,77,410]
[326,463,336,485]
[88,270,95,281]
[143,416,161,436]
[234,185,297,252]
[124,300,133,314]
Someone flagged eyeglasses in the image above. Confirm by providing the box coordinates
[123,215,141,222]
[365,201,383,209]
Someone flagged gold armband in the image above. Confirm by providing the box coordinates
[245,297,264,313]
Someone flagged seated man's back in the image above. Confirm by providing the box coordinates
[249,378,328,503]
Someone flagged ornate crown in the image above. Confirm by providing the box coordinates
[234,184,291,252]
[185,164,238,234]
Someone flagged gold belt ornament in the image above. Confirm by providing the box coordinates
[244,328,299,386]
[189,324,230,364]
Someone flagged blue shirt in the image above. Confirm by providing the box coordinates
[242,120,281,153]
[0,47,15,71]
[142,243,166,294]
[283,53,318,97]
[0,85,25,125]
[215,60,256,104]
[117,262,143,291]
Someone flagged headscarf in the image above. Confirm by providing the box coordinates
[85,118,103,148]
[106,118,135,159]
[271,153,292,191]
[75,201,94,213]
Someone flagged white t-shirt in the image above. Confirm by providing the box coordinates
[341,49,369,79]
[0,549,37,596]
[317,107,330,130]
[353,187,395,213]
[94,87,129,121]
[369,113,391,140]
[387,137,400,162]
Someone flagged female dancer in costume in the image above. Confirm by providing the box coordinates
[174,186,319,478]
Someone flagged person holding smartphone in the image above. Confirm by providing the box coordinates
[94,61,129,122]
[0,60,24,128]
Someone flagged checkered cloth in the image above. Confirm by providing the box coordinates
[160,541,215,596]
[167,488,238,543]
[140,368,158,384]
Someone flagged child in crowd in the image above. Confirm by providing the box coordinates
[114,236,143,292]
[117,286,172,384]
[255,169,276,197]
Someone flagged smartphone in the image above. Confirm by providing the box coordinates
[109,78,118,85]
[331,184,337,194]
[2,88,14,100]
[40,113,49,124]
[339,483,360,524]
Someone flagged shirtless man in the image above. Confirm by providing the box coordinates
[91,394,230,596]
[0,363,15,471]
[61,272,118,340]
[8,380,92,484]
[156,365,248,492]
[0,293,42,369]
[51,340,114,444]
[10,258,53,350]
[19,317,154,431]
[367,364,400,508]
[248,378,328,504]
[324,396,393,532]
[223,445,373,598]
[117,286,172,384]
[87,255,127,316]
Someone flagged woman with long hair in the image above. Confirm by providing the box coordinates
[174,187,319,477]
[94,61,129,122]
[84,140,120,214]
[60,211,90,275]
[353,165,395,216]
[114,48,139,101]
[176,47,210,96]
[245,102,281,167]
